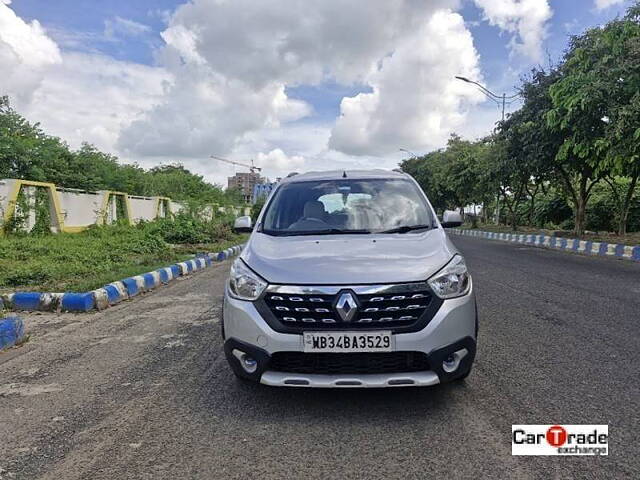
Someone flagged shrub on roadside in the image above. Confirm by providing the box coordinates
[0,213,239,292]
[141,212,235,244]
[0,225,175,291]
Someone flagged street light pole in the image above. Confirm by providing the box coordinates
[454,76,519,121]
[455,76,520,225]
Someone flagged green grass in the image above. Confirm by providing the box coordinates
[0,224,247,293]
[171,235,247,256]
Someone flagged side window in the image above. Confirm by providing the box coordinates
[318,193,343,213]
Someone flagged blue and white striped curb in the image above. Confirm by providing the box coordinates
[447,228,640,262]
[0,244,245,313]
[0,315,25,351]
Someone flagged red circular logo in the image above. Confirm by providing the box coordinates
[546,425,567,447]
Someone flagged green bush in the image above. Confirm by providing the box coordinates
[585,189,616,232]
[142,212,234,244]
[532,193,573,228]
[559,218,575,231]
[0,213,241,292]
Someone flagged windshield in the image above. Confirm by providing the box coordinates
[261,178,433,235]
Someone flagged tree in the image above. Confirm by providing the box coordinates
[441,135,485,212]
[472,138,501,224]
[546,29,616,235]
[494,69,560,230]
[547,5,640,235]
[0,96,50,180]
[401,136,502,221]
[400,144,460,214]
[477,135,523,230]
[596,4,640,234]
[147,164,226,203]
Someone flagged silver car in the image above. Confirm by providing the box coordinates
[222,169,477,388]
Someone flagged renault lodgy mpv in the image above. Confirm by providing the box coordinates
[222,170,476,388]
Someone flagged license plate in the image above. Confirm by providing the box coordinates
[303,331,392,353]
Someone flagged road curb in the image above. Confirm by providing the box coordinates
[0,244,244,313]
[0,315,25,351]
[447,228,640,262]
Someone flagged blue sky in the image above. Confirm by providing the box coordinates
[10,0,179,64]
[10,0,631,121]
[460,0,632,111]
[1,0,635,183]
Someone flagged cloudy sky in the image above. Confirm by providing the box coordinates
[0,0,632,186]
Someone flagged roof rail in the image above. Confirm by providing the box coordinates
[286,172,299,178]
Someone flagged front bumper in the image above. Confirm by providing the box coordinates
[223,284,477,388]
[261,370,440,388]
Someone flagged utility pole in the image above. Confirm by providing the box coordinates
[455,76,520,225]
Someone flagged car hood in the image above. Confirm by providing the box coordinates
[241,228,457,285]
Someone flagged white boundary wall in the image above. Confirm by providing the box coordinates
[57,188,103,226]
[0,178,250,232]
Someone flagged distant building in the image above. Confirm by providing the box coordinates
[252,182,278,204]
[227,172,263,203]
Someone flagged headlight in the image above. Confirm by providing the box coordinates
[228,258,268,301]
[428,254,470,299]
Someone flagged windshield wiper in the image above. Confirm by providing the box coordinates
[265,228,372,236]
[379,224,431,234]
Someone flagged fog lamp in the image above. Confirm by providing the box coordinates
[232,349,258,373]
[442,348,468,373]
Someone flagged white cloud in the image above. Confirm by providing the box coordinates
[160,0,459,88]
[104,16,152,39]
[118,0,482,162]
[473,0,552,61]
[0,2,171,157]
[256,148,305,172]
[1,0,512,185]
[0,1,61,104]
[594,0,626,9]
[118,66,311,158]
[25,52,170,153]
[329,10,484,156]
[0,0,170,154]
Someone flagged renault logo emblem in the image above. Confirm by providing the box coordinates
[335,291,358,322]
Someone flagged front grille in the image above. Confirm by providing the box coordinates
[262,287,433,331]
[269,351,431,375]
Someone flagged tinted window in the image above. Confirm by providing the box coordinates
[261,178,432,235]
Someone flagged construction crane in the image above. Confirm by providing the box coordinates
[210,155,262,173]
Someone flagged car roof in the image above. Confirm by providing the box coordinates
[281,169,408,184]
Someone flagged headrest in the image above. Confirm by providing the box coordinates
[303,200,325,219]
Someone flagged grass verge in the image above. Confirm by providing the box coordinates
[0,224,247,293]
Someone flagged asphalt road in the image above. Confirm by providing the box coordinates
[1,237,638,479]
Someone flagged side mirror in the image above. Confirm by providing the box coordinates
[233,215,253,233]
[441,210,463,228]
